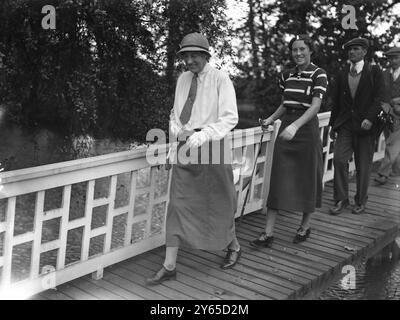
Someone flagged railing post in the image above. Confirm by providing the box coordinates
[1,111,392,298]
[57,185,71,271]
[81,180,95,262]
[31,191,45,279]
[322,124,332,190]
[1,197,17,289]
[124,171,137,247]
[91,266,103,281]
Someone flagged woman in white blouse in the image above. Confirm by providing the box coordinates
[146,33,241,285]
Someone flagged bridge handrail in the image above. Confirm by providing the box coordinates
[0,111,385,298]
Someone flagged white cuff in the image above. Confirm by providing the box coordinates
[187,131,209,148]
[170,122,182,138]
[285,124,298,137]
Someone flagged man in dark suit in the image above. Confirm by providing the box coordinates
[329,37,385,215]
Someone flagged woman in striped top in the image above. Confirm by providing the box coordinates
[250,34,328,247]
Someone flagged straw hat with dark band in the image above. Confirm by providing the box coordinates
[177,33,211,56]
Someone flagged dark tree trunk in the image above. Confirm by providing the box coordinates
[256,0,269,75]
[165,0,180,94]
[248,0,260,80]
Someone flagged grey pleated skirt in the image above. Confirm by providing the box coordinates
[166,141,237,250]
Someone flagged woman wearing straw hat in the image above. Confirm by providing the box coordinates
[250,34,327,248]
[146,32,241,285]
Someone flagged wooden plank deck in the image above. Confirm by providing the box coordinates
[32,172,400,300]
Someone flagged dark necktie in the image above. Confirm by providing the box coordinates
[350,65,358,77]
[180,73,198,125]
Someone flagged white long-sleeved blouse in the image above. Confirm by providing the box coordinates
[170,63,238,140]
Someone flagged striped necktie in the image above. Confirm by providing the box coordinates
[350,65,358,77]
[180,73,198,125]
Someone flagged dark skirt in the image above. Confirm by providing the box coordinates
[166,141,237,250]
[267,111,323,213]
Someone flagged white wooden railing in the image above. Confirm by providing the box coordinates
[0,112,385,298]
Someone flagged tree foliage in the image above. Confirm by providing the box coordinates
[0,0,399,138]
[0,0,230,141]
[232,0,400,117]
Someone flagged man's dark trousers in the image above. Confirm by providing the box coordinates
[333,121,375,205]
[329,62,385,207]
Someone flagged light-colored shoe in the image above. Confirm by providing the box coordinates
[221,248,241,269]
[145,266,176,285]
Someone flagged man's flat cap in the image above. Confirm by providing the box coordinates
[343,37,369,50]
[384,47,400,56]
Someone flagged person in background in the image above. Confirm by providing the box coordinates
[375,47,400,185]
[329,37,385,215]
[250,34,327,248]
[146,33,241,285]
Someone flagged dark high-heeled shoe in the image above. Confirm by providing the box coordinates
[293,227,311,243]
[145,266,176,286]
[249,232,274,248]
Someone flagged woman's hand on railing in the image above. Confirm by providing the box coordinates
[259,118,274,132]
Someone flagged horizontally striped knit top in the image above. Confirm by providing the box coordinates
[279,63,328,109]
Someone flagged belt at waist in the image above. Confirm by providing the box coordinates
[285,107,307,114]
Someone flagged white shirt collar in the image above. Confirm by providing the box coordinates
[194,63,211,83]
[391,66,400,81]
[350,60,364,74]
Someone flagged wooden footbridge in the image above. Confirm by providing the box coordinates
[0,112,399,300]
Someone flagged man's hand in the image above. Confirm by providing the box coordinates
[361,119,373,131]
[178,129,195,141]
[279,124,298,141]
[381,102,391,114]
[329,128,337,140]
[393,104,400,116]
[391,98,400,116]
[391,97,400,105]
